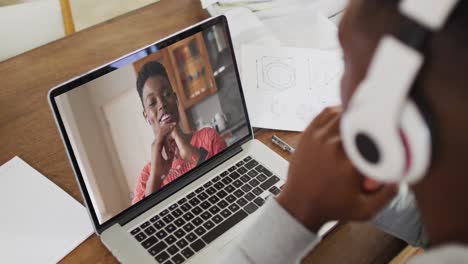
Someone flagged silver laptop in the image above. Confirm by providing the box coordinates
[48,16,290,263]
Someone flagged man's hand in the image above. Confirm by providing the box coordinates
[277,106,398,232]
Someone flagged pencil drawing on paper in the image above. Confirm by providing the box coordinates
[270,99,288,117]
[296,103,318,122]
[257,56,296,91]
[243,44,344,131]
[307,56,343,92]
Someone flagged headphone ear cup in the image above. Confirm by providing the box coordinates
[341,99,407,183]
[341,99,432,184]
[398,100,432,183]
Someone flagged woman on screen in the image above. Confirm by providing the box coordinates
[132,61,227,204]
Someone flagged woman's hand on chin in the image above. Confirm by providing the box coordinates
[171,127,200,163]
[145,122,177,196]
[151,122,176,178]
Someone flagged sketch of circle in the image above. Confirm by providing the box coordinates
[264,63,295,90]
[308,57,343,90]
[296,104,319,122]
[271,100,287,116]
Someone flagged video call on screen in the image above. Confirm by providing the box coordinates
[56,22,249,223]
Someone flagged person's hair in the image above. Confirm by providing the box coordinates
[136,60,170,105]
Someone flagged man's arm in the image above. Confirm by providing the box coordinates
[221,187,427,264]
[220,198,321,264]
[222,107,398,263]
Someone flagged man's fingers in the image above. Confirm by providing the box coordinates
[302,106,341,139]
[322,113,341,136]
[313,114,341,142]
[313,106,342,128]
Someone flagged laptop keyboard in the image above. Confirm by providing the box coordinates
[129,156,284,264]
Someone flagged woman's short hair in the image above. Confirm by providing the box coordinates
[136,60,170,104]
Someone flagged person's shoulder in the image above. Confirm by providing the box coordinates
[195,127,219,135]
[192,127,224,148]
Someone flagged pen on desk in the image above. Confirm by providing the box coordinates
[271,134,295,153]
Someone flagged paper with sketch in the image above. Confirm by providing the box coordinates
[0,157,93,264]
[241,45,343,131]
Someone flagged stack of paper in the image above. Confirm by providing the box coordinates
[0,157,93,264]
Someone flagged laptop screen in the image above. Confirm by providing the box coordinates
[51,17,251,226]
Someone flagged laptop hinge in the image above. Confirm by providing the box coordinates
[117,144,244,227]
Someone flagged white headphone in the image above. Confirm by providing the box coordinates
[341,0,460,184]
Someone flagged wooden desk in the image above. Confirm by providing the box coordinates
[0,0,406,262]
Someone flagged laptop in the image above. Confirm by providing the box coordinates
[48,15,290,263]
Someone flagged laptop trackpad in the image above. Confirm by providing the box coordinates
[218,234,241,254]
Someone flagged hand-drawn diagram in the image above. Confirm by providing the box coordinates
[307,55,343,92]
[296,103,319,122]
[306,55,343,109]
[270,99,288,117]
[242,45,343,131]
[257,56,296,91]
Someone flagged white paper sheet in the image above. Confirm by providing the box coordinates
[262,10,340,49]
[316,0,349,17]
[241,45,343,131]
[219,0,272,3]
[225,8,281,73]
[201,0,219,8]
[0,157,93,264]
